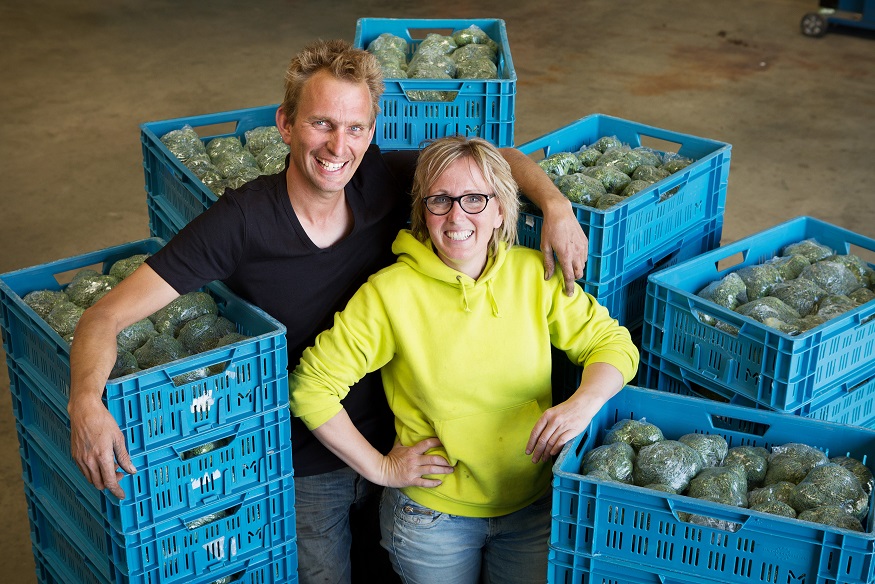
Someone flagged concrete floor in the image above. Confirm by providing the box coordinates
[1,0,874,580]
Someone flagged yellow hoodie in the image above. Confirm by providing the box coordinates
[290,230,639,517]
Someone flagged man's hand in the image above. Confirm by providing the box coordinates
[378,437,454,488]
[539,205,588,295]
[69,396,136,499]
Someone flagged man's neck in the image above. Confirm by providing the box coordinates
[286,176,353,249]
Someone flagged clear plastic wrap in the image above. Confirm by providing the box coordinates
[678,433,728,467]
[594,193,626,210]
[736,263,783,301]
[764,254,811,281]
[620,179,651,198]
[602,418,664,451]
[160,125,206,162]
[591,136,622,153]
[132,333,190,369]
[455,57,498,79]
[23,290,67,319]
[724,446,768,488]
[205,136,245,159]
[789,463,869,521]
[816,294,859,320]
[830,456,874,495]
[581,442,635,484]
[764,443,829,485]
[768,278,826,317]
[631,165,670,183]
[850,287,875,305]
[109,254,149,281]
[538,152,580,176]
[243,125,284,157]
[697,272,748,310]
[748,481,795,507]
[661,153,693,174]
[110,349,140,380]
[149,291,218,337]
[582,165,631,195]
[782,238,835,263]
[451,42,498,65]
[554,174,606,206]
[735,296,801,330]
[631,147,663,167]
[687,465,748,507]
[64,271,118,308]
[575,147,602,168]
[116,318,157,353]
[256,142,290,175]
[177,314,237,354]
[45,301,84,339]
[798,260,862,296]
[367,32,409,54]
[633,440,704,493]
[797,505,864,532]
[750,500,797,518]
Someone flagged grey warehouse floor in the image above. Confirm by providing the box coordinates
[1,0,874,581]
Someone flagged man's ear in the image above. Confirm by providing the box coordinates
[276,106,292,144]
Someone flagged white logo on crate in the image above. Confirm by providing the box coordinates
[190,390,215,413]
[204,536,225,560]
[191,469,222,490]
[230,537,237,557]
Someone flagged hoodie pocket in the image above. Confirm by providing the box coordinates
[434,400,549,510]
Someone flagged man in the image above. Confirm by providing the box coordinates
[67,39,587,583]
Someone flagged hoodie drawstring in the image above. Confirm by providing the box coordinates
[456,275,472,313]
[486,280,500,317]
[456,276,501,317]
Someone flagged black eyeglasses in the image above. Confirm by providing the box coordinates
[423,194,495,216]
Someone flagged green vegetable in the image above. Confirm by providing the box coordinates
[633,440,704,493]
[243,125,284,157]
[110,349,140,379]
[816,294,859,320]
[768,278,826,317]
[133,334,190,369]
[65,270,118,308]
[736,263,783,301]
[367,32,408,55]
[109,254,149,281]
[620,180,651,198]
[186,509,231,530]
[205,136,245,160]
[631,147,663,167]
[736,296,801,328]
[797,505,863,532]
[764,443,828,485]
[687,465,747,507]
[697,272,748,310]
[117,318,157,353]
[46,301,85,339]
[581,165,631,195]
[764,254,811,281]
[631,165,670,183]
[149,291,218,336]
[594,194,626,210]
[177,314,237,354]
[554,173,606,205]
[678,433,728,467]
[748,481,795,507]
[782,238,835,263]
[160,125,207,162]
[591,136,622,153]
[539,152,580,177]
[798,261,861,296]
[575,147,602,168]
[452,43,498,65]
[23,289,67,318]
[789,463,869,521]
[581,442,635,483]
[455,57,498,79]
[849,287,875,305]
[750,501,797,518]
[830,456,874,494]
[451,25,496,49]
[602,418,664,451]
[661,154,693,174]
[724,446,768,488]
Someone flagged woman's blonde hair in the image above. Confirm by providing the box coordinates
[410,136,519,255]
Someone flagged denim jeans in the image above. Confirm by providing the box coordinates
[295,467,398,584]
[379,487,551,584]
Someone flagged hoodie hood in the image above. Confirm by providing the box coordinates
[392,230,507,315]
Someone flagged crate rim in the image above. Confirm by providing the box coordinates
[354,17,518,82]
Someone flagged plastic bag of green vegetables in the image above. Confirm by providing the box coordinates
[631,165,670,183]
[177,313,237,354]
[538,152,579,177]
[768,278,826,316]
[110,349,140,379]
[789,463,869,521]
[23,289,67,319]
[581,442,635,484]
[594,194,626,210]
[46,301,85,339]
[602,418,664,451]
[149,291,218,336]
[678,433,728,467]
[782,238,835,263]
[798,505,864,532]
[748,481,795,507]
[243,126,284,157]
[798,260,862,296]
[736,263,783,301]
[65,269,118,308]
[116,318,157,353]
[764,443,828,486]
[724,446,769,488]
[581,165,631,195]
[554,173,606,206]
[735,297,801,333]
[109,254,149,281]
[633,440,704,493]
[697,272,748,311]
[831,456,874,495]
[687,465,748,507]
[451,25,498,53]
[750,500,797,518]
[160,125,206,163]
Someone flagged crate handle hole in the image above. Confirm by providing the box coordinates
[848,244,875,267]
[406,27,455,40]
[716,251,746,272]
[52,262,106,288]
[188,121,240,141]
[639,135,681,154]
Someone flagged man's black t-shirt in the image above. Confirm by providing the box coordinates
[146,145,417,476]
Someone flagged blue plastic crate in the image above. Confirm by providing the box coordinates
[147,196,184,244]
[354,18,516,150]
[516,114,730,285]
[32,540,297,584]
[552,385,875,584]
[15,365,293,534]
[639,349,875,428]
[547,547,722,584]
[642,216,875,411]
[140,105,281,233]
[26,466,296,584]
[0,237,290,457]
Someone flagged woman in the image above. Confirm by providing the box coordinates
[289,136,639,583]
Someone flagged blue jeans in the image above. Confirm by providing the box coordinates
[379,487,551,584]
[295,467,398,584]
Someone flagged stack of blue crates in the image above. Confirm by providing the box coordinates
[513,114,731,401]
[638,216,875,428]
[0,238,298,583]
